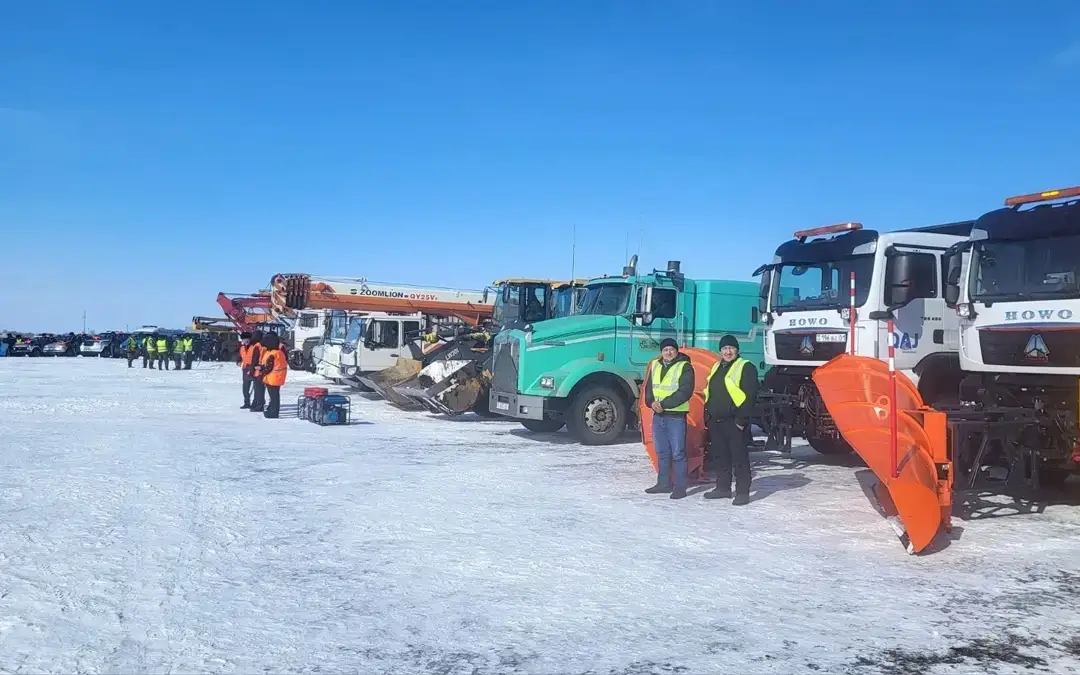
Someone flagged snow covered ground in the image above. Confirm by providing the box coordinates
[1,358,1079,674]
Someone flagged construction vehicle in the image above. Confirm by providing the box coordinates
[268,273,493,397]
[383,278,590,415]
[752,220,974,455]
[488,257,763,445]
[805,186,1079,554]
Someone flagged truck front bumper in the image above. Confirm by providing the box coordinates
[489,389,549,421]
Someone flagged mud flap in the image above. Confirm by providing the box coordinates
[813,355,951,554]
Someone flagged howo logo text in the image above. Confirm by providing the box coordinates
[1004,309,1074,321]
[788,317,829,327]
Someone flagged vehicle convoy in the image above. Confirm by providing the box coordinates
[43,333,86,357]
[488,257,763,445]
[753,220,974,455]
[268,273,494,408]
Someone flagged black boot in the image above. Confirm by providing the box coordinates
[241,403,250,409]
[704,487,732,500]
[644,483,672,494]
[732,493,750,506]
[669,488,687,500]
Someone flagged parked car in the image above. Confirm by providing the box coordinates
[79,332,129,358]
[43,333,84,357]
[10,334,54,357]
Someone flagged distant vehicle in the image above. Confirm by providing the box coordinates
[8,334,49,357]
[131,325,160,335]
[43,333,84,357]
[80,332,129,358]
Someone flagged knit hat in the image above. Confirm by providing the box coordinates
[262,332,280,349]
[719,334,740,350]
[240,331,252,340]
[659,337,679,351]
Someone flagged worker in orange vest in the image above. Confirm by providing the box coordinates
[248,330,266,413]
[256,332,288,418]
[238,332,257,409]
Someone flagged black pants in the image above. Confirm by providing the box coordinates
[264,385,280,418]
[709,419,751,495]
[174,354,183,370]
[184,353,194,370]
[127,354,137,368]
[252,378,266,410]
[144,354,152,368]
[242,373,254,406]
[158,354,169,370]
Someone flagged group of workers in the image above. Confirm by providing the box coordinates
[125,333,197,371]
[643,334,760,504]
[237,330,289,419]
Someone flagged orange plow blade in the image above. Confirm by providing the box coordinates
[812,355,952,554]
[639,348,718,484]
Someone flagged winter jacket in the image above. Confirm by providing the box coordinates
[705,358,759,427]
[642,352,695,416]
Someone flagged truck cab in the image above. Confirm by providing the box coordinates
[489,258,761,445]
[337,313,425,387]
[756,221,972,454]
[943,186,1079,481]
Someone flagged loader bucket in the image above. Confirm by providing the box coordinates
[356,358,424,409]
[638,347,717,484]
[391,360,483,416]
[812,355,952,554]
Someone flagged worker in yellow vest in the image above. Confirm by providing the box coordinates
[156,334,170,370]
[183,335,195,369]
[145,334,157,369]
[703,335,759,505]
[642,338,695,499]
[173,335,185,370]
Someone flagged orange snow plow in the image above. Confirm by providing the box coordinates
[812,354,953,554]
[638,348,719,484]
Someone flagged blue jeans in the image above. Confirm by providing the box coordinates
[653,414,688,491]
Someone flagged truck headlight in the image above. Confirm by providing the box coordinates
[540,376,555,389]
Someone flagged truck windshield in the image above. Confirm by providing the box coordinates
[971,235,1080,301]
[345,317,365,343]
[579,283,632,316]
[771,255,875,311]
[327,312,349,341]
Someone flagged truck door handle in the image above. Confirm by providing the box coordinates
[391,353,399,357]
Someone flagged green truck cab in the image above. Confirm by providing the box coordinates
[488,258,764,444]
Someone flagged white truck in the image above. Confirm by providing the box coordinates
[754,220,974,454]
[942,185,1080,489]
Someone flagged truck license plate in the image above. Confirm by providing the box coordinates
[496,401,510,411]
[815,333,846,343]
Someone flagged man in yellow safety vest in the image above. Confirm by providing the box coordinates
[643,337,695,499]
[703,334,759,505]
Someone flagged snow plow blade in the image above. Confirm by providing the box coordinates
[638,348,718,483]
[356,358,424,409]
[812,355,952,554]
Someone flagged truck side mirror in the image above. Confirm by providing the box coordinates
[482,288,489,303]
[942,249,964,307]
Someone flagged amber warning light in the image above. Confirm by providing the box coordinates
[793,222,863,240]
[1005,186,1080,207]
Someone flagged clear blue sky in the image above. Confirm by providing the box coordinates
[2,1,1078,332]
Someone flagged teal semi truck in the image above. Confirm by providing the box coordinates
[488,257,765,444]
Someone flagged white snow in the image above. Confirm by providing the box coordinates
[1,357,1079,674]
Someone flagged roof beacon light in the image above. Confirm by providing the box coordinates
[1005,185,1080,207]
[793,222,863,241]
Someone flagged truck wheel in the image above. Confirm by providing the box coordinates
[808,435,853,455]
[521,419,565,433]
[566,384,628,445]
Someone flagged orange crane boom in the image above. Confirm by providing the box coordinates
[269,273,494,326]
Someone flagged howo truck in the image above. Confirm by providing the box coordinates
[488,257,763,445]
[942,185,1080,488]
[754,220,974,454]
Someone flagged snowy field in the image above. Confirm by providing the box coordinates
[1,358,1079,674]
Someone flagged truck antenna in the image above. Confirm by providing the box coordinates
[570,224,577,314]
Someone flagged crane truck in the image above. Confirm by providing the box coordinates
[488,257,763,445]
[941,185,1080,489]
[753,220,974,455]
[268,273,494,408]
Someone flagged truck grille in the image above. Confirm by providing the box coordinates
[979,330,1080,368]
[774,333,847,361]
[491,340,519,393]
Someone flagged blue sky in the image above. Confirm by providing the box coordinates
[2,1,1078,331]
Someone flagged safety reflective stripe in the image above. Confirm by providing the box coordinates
[650,360,689,412]
[703,358,749,407]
